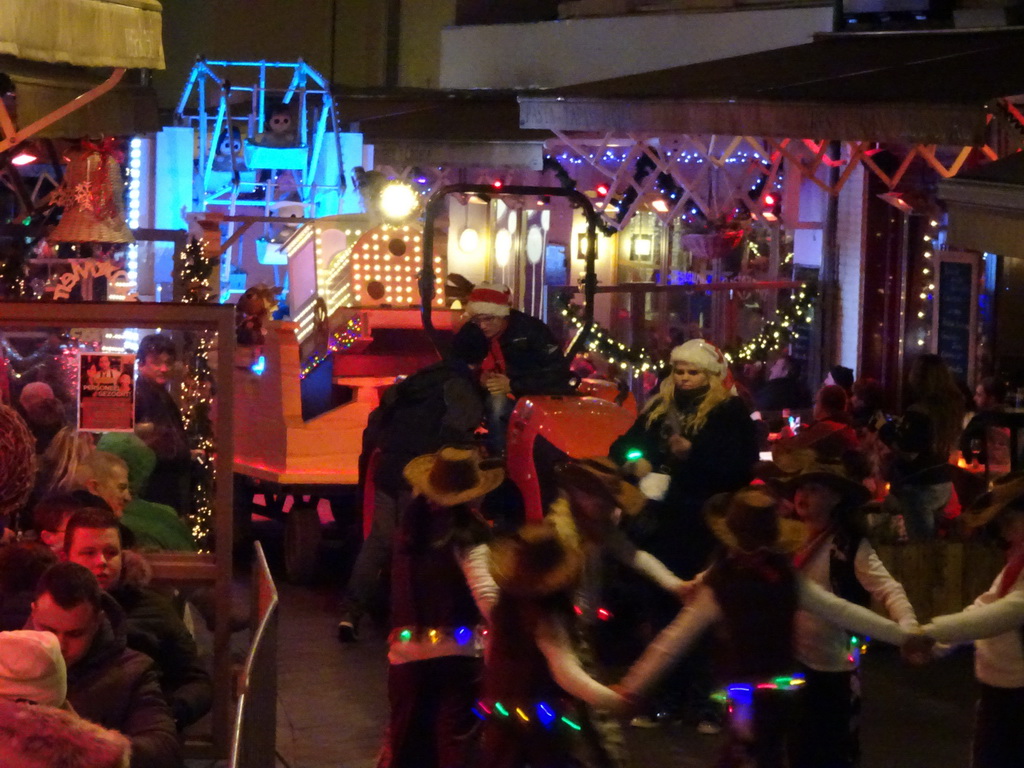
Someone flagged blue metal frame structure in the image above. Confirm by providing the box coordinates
[175,58,346,216]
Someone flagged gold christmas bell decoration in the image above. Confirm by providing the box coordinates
[49,139,135,244]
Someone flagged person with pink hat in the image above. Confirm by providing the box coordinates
[463,282,573,456]
[0,629,131,768]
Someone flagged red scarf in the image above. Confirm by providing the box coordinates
[792,525,836,571]
[480,334,506,377]
[997,546,1024,597]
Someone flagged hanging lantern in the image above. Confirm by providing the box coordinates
[49,139,134,244]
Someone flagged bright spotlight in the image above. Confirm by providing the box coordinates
[379,182,419,222]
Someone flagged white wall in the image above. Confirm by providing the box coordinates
[440,5,833,89]
[835,164,866,375]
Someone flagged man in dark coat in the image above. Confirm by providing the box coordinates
[134,333,192,515]
[463,282,573,455]
[27,562,182,768]
[754,354,811,413]
[63,508,213,729]
[338,321,490,642]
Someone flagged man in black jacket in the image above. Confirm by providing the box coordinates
[337,322,490,642]
[28,562,182,768]
[63,507,212,730]
[134,334,192,515]
[463,282,573,456]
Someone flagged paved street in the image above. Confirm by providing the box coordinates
[255,518,978,768]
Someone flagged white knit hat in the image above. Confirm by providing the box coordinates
[0,630,67,707]
[670,338,728,379]
[465,282,511,318]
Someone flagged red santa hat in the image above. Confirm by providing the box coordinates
[465,282,511,318]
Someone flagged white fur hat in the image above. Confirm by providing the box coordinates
[0,630,67,707]
[670,338,728,379]
[465,282,511,318]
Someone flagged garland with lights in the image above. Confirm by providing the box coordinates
[0,241,31,299]
[912,218,943,351]
[299,316,365,379]
[174,239,216,546]
[731,284,816,363]
[555,294,662,378]
[176,238,216,303]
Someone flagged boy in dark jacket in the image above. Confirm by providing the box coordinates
[63,508,212,730]
[463,282,574,456]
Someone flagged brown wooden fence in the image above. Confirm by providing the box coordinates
[874,540,1004,622]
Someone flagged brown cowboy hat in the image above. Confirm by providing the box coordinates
[704,488,806,555]
[961,471,1024,529]
[489,522,583,598]
[403,446,505,506]
[771,460,872,509]
[555,457,647,517]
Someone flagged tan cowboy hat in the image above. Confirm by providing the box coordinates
[772,460,872,508]
[555,457,647,517]
[489,522,583,598]
[961,471,1024,529]
[403,446,505,506]
[704,488,806,555]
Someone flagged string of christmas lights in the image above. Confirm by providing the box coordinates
[554,295,662,378]
[174,239,216,546]
[913,218,943,350]
[389,625,485,646]
[732,285,815,363]
[299,316,365,379]
[472,698,584,731]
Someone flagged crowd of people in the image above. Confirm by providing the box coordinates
[0,332,211,768]
[2,288,1024,768]
[337,289,1024,768]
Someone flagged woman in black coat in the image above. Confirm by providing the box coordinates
[610,339,758,578]
[609,338,758,727]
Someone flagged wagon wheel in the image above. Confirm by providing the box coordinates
[284,500,322,584]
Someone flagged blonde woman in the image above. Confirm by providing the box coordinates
[609,338,758,728]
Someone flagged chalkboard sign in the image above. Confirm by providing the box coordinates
[932,252,978,384]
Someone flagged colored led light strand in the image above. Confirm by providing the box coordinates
[472,699,582,732]
[299,317,364,379]
[389,625,481,646]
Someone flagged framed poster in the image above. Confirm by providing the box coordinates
[78,352,136,431]
[931,251,979,385]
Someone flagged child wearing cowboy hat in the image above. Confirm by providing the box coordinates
[377,446,504,768]
[479,512,630,768]
[919,471,1024,768]
[552,457,691,619]
[615,488,914,768]
[546,458,691,751]
[0,630,130,768]
[779,456,918,768]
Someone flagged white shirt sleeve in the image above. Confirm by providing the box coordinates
[534,616,623,710]
[798,576,909,646]
[618,585,721,698]
[854,540,919,629]
[457,543,500,624]
[924,589,1024,644]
